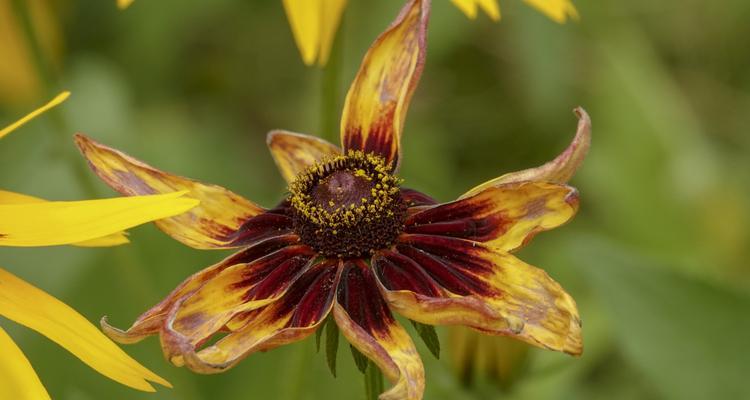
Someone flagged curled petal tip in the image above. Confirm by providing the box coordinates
[101,316,144,344]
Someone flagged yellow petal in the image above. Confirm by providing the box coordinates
[460,108,590,198]
[75,133,264,249]
[282,0,348,66]
[0,268,171,391]
[523,0,579,23]
[450,0,478,19]
[340,0,429,170]
[316,0,348,66]
[117,0,134,9]
[451,0,500,20]
[0,190,129,247]
[0,191,198,247]
[267,130,342,183]
[476,0,501,20]
[0,92,69,140]
[0,326,51,400]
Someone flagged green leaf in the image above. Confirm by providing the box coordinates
[410,320,440,359]
[325,316,339,377]
[350,345,369,374]
[364,360,384,400]
[569,237,750,400]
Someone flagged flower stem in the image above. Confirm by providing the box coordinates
[318,20,344,143]
[364,360,384,400]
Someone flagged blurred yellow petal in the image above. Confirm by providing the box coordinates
[0,190,130,247]
[0,92,69,139]
[282,0,347,66]
[117,0,135,9]
[0,268,171,391]
[316,0,348,66]
[0,326,51,400]
[460,108,590,198]
[523,0,579,23]
[0,191,198,247]
[451,0,500,20]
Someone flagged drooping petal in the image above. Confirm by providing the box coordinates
[0,192,198,247]
[523,0,579,23]
[0,268,171,392]
[340,0,429,171]
[0,190,129,247]
[0,327,50,400]
[163,259,341,373]
[450,0,500,21]
[376,235,582,355]
[165,245,317,349]
[461,108,590,199]
[267,130,341,183]
[74,133,265,249]
[282,0,348,66]
[334,260,424,400]
[102,235,300,344]
[407,181,578,253]
[0,92,69,140]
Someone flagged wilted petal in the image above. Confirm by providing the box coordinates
[461,108,590,199]
[0,327,50,400]
[381,235,582,355]
[166,245,316,349]
[164,259,341,373]
[0,268,171,392]
[523,0,579,23]
[282,0,348,66]
[0,192,198,247]
[267,130,341,183]
[334,260,424,400]
[0,92,69,140]
[340,0,429,170]
[102,235,300,344]
[450,0,500,21]
[407,181,578,252]
[75,133,265,249]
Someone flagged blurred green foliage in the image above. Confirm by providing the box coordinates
[1,0,749,399]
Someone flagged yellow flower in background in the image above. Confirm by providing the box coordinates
[117,0,577,66]
[284,0,578,65]
[0,93,200,398]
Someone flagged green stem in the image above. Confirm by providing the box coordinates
[365,360,384,400]
[319,20,344,143]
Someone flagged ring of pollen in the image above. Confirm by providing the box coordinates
[289,150,406,258]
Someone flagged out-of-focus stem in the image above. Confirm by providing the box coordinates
[365,360,384,400]
[319,20,344,143]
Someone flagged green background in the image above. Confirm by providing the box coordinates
[1,0,749,399]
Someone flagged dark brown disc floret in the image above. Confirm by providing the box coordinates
[289,151,406,258]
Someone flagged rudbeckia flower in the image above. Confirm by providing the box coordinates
[1,93,200,398]
[80,1,589,398]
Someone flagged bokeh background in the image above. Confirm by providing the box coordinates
[2,0,749,399]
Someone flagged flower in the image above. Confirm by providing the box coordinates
[78,0,589,398]
[0,93,200,398]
